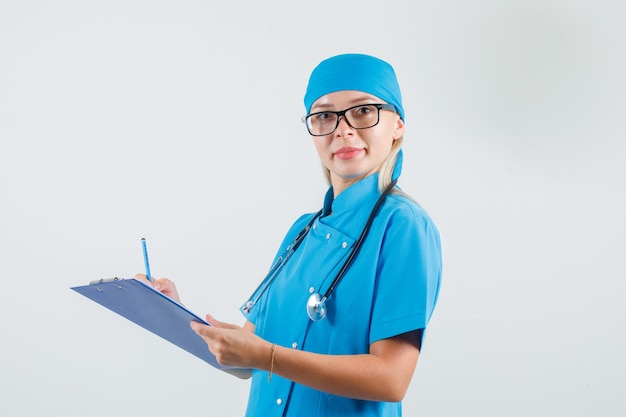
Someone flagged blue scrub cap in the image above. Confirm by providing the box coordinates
[304,54,405,121]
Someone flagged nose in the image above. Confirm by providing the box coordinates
[334,115,354,137]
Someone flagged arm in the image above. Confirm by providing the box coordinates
[191,316,421,402]
[270,329,420,402]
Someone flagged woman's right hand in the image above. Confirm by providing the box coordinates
[134,274,182,304]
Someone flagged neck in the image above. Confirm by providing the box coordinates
[330,173,368,198]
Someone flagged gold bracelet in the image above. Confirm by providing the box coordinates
[268,344,277,383]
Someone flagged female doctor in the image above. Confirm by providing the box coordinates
[139,53,442,416]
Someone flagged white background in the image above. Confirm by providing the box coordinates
[1,0,624,415]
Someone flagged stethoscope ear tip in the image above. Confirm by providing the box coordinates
[306,292,327,321]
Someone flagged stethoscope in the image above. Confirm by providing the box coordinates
[242,179,398,321]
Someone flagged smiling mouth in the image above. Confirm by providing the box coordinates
[334,147,363,160]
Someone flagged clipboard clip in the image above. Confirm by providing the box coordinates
[89,277,123,285]
[89,277,126,291]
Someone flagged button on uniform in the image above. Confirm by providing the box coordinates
[276,398,283,406]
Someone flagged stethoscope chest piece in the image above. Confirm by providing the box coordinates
[306,292,327,321]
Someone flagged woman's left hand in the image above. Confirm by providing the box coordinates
[190,315,270,369]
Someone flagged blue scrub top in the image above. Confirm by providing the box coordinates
[241,166,442,417]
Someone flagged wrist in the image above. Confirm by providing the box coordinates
[253,340,275,371]
[268,343,277,382]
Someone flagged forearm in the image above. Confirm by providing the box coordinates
[192,320,419,400]
[259,333,420,402]
[273,350,404,401]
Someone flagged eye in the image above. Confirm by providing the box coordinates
[351,105,376,118]
[312,112,335,122]
[355,105,373,115]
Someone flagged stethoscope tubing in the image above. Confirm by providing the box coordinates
[243,179,397,319]
[317,179,397,304]
[242,209,322,314]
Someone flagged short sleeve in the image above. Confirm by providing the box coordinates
[369,204,442,344]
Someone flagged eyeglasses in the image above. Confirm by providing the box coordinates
[302,103,397,136]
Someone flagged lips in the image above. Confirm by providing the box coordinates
[334,147,364,160]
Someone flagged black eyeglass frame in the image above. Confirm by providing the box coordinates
[302,103,397,136]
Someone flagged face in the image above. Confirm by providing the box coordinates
[309,90,404,195]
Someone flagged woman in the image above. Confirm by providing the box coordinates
[141,53,442,416]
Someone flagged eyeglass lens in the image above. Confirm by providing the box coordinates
[306,104,381,136]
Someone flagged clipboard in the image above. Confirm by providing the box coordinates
[71,278,250,379]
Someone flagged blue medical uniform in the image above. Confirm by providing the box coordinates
[241,159,442,417]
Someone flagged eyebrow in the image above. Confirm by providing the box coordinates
[311,95,379,111]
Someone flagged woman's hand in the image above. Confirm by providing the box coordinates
[134,274,182,304]
[190,315,269,369]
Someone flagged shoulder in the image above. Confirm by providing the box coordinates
[290,211,320,229]
[383,193,439,233]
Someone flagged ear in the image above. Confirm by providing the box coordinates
[393,117,405,140]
